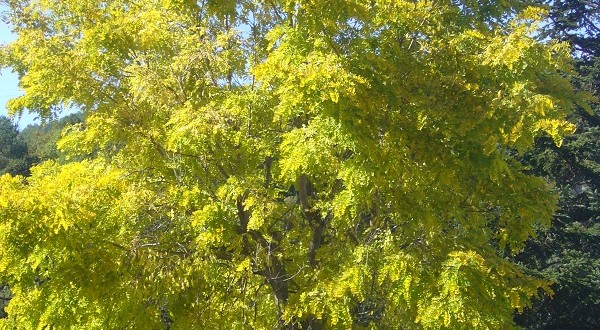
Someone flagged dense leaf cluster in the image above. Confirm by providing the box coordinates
[0,113,82,318]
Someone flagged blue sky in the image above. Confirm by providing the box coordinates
[0,6,38,129]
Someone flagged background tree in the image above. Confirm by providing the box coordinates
[18,112,85,162]
[0,116,33,176]
[0,0,586,329]
[515,1,600,328]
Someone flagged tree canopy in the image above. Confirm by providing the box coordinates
[0,0,586,328]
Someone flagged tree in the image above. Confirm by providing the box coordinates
[514,1,600,328]
[0,0,585,328]
[18,112,85,162]
[0,116,33,176]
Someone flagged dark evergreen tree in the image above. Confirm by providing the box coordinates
[515,1,600,329]
[0,116,33,176]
